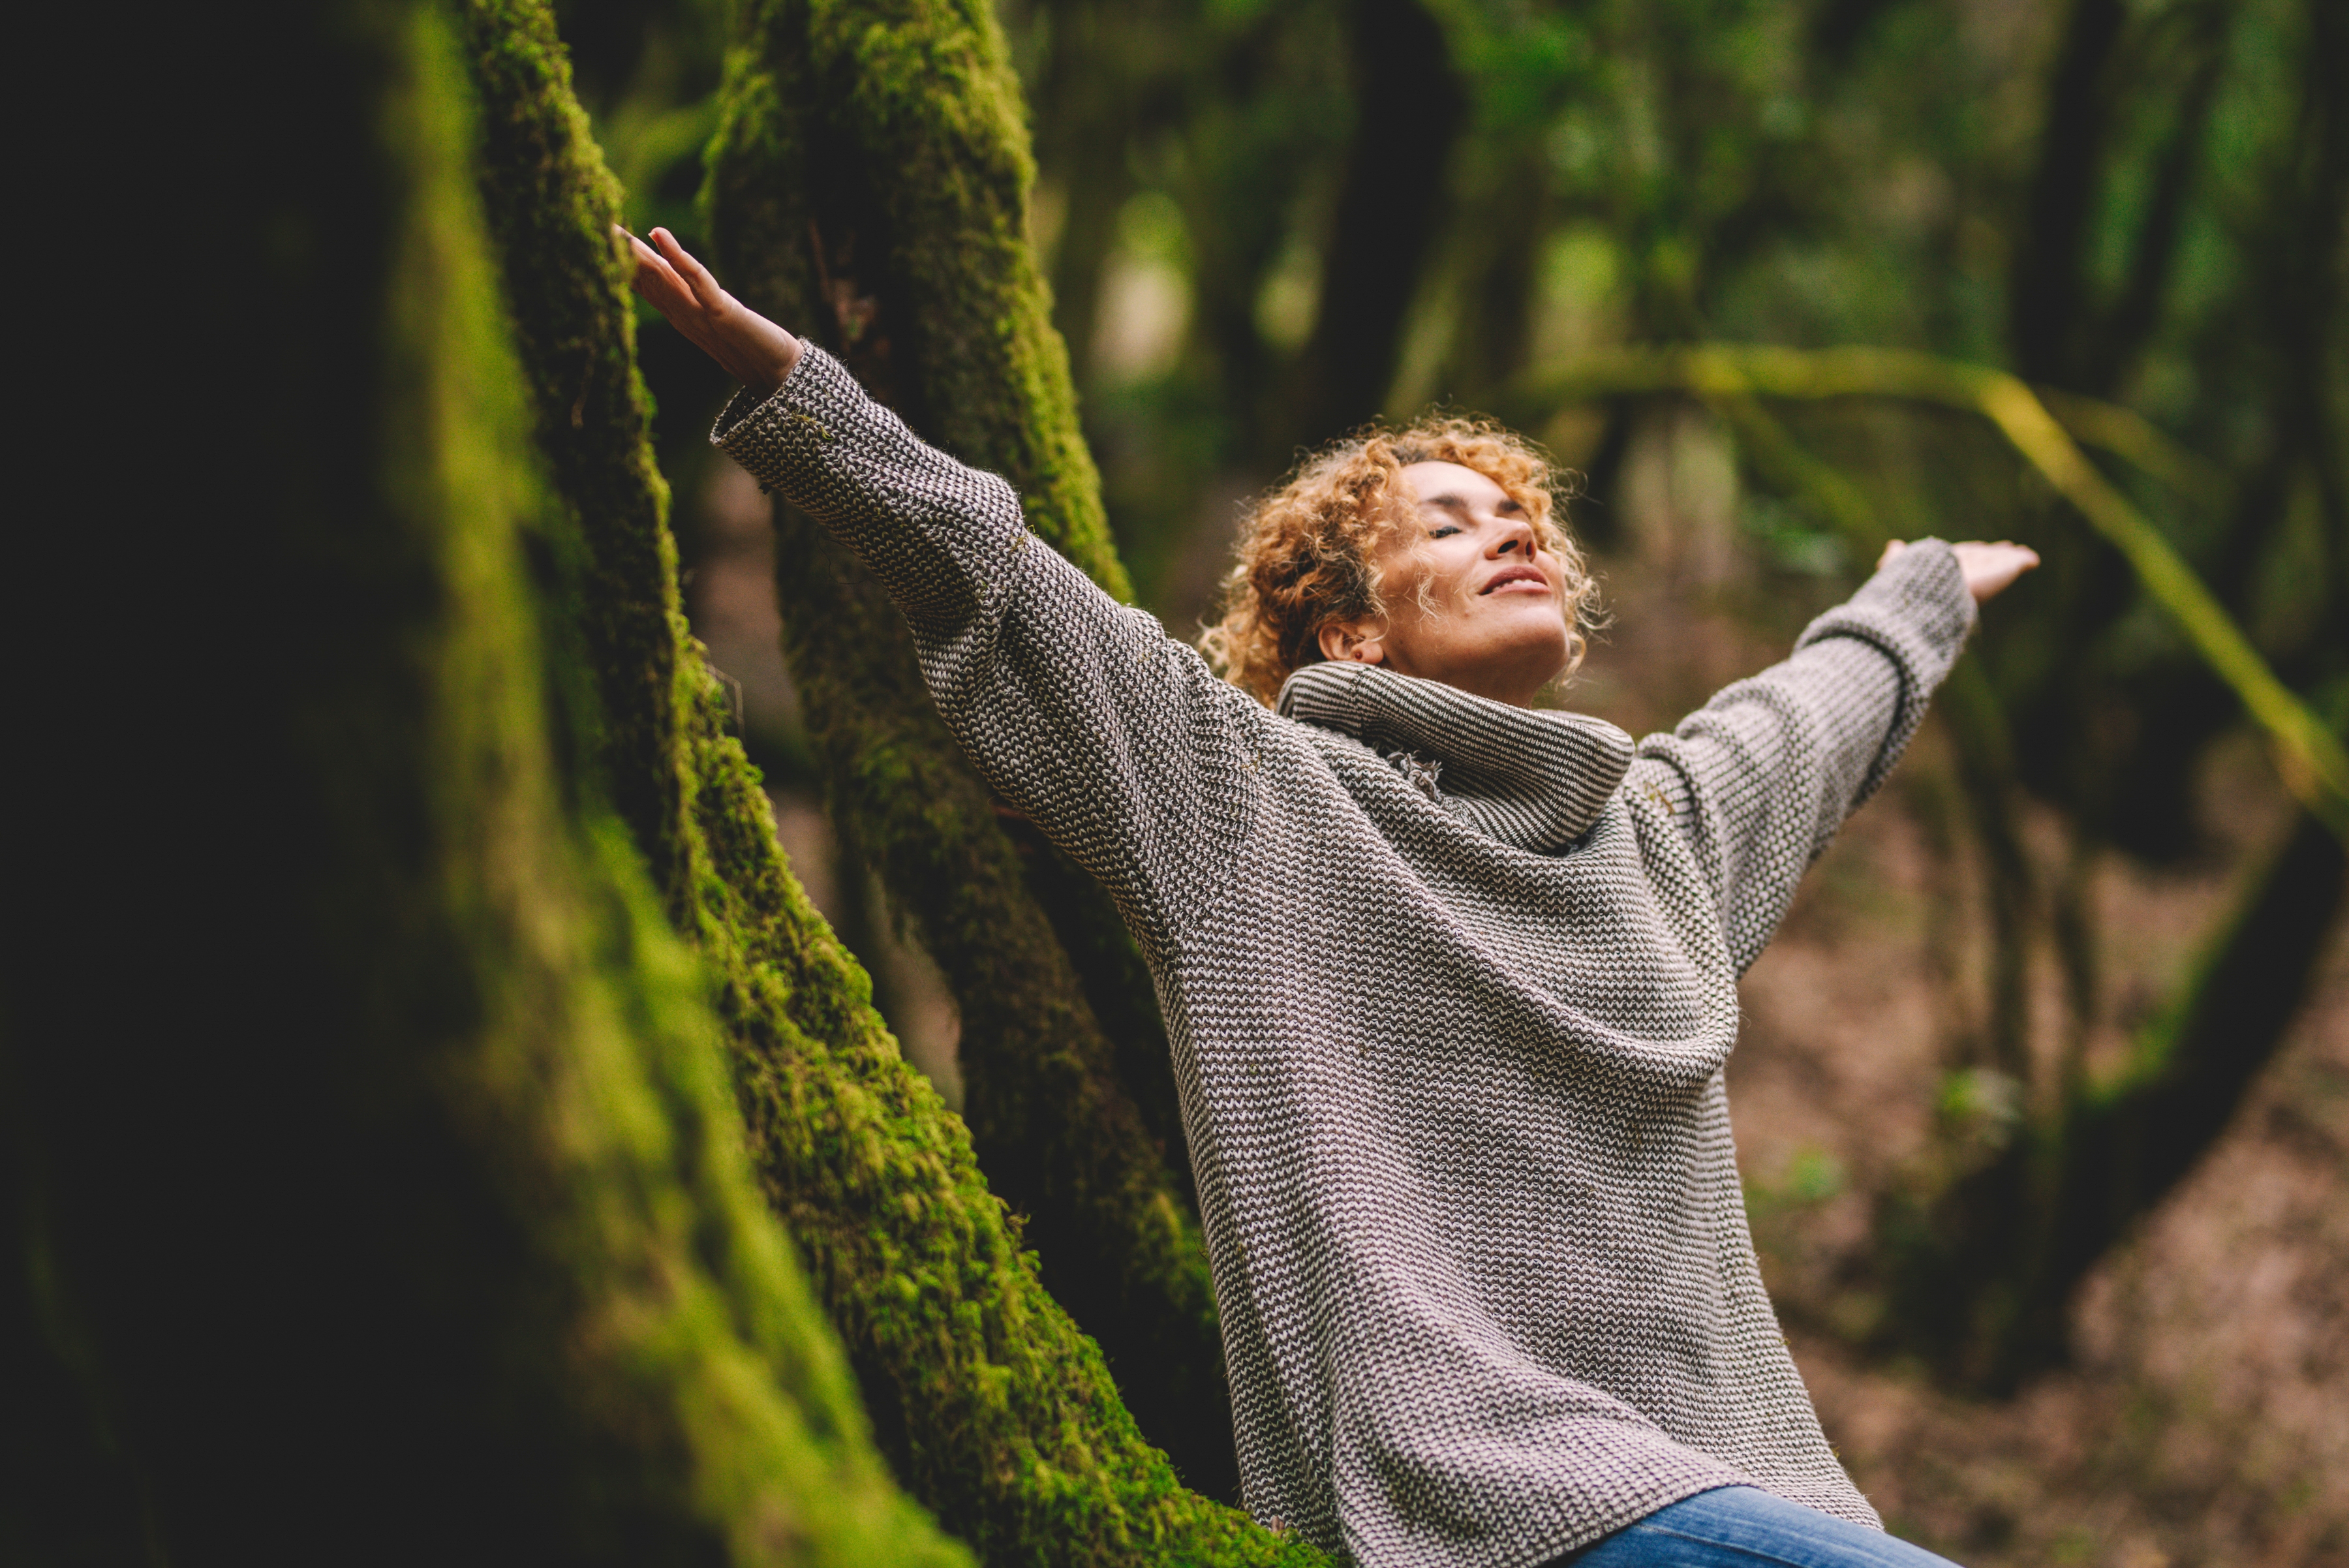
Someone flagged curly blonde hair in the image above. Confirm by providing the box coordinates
[1199,414,1600,707]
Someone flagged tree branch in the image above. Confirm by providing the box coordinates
[1504,344,2349,842]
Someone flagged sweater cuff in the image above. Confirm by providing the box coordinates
[1793,538,1976,805]
[1825,538,1976,653]
[709,345,925,515]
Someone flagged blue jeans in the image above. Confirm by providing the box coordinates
[1556,1486,1963,1567]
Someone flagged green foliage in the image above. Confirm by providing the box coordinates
[463,0,1307,1556]
[704,0,1245,1510]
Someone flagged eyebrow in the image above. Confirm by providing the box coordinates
[1417,492,1519,512]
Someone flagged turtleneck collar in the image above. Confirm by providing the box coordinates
[1276,661,1635,852]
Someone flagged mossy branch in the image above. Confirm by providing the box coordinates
[1505,344,2349,844]
[705,0,1241,1506]
[458,0,1302,1558]
[460,0,699,919]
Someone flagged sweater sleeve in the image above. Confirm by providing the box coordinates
[1627,540,1975,972]
[711,347,1265,951]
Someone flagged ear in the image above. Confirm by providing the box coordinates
[1317,619,1388,666]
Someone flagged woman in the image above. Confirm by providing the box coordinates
[629,226,2035,1568]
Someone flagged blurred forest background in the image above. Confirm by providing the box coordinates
[22,0,2342,1565]
[562,0,2347,1560]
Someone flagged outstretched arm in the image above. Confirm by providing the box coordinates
[626,230,1264,953]
[1629,537,2032,971]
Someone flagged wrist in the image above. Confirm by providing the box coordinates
[758,335,803,393]
[735,309,802,393]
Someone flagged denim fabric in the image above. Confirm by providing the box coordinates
[1558,1486,1965,1567]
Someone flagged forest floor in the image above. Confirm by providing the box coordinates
[685,451,2349,1568]
[1755,813,2349,1568]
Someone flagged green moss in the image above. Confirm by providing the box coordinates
[319,8,959,1554]
[459,0,698,921]
[387,14,958,1541]
[13,2,960,1559]
[701,0,1239,1505]
[708,0,1124,592]
[461,0,1320,1558]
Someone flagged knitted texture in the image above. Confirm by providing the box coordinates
[716,348,1978,1568]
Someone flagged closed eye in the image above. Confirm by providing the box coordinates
[1430,523,1463,539]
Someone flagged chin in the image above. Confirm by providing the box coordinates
[1505,630,1574,694]
[1394,602,1574,700]
[1462,630,1572,703]
[1499,619,1573,672]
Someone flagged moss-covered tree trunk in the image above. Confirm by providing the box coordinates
[6,3,960,1562]
[701,0,1237,1501]
[455,1,1312,1559]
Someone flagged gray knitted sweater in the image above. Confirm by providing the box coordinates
[715,348,1977,1568]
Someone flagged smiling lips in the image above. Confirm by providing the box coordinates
[1479,563,1550,596]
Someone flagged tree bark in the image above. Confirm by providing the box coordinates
[463,1,1310,1557]
[8,3,962,1561]
[1287,0,1466,445]
[2006,0,2126,386]
[703,0,1240,1505]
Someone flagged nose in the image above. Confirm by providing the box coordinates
[1488,514,1537,557]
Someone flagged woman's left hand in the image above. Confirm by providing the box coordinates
[1878,538,2041,604]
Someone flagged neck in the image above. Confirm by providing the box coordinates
[1274,660,1634,852]
[1377,656,1558,709]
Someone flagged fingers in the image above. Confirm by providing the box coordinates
[621,226,667,281]
[1877,538,1909,571]
[650,228,727,310]
[612,226,803,392]
[1952,541,2040,571]
[618,226,748,375]
[619,227,694,315]
[1950,540,2041,604]
[618,226,715,320]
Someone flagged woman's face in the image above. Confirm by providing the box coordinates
[1316,459,1573,707]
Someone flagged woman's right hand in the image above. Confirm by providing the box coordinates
[622,227,803,394]
[1877,538,2041,604]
